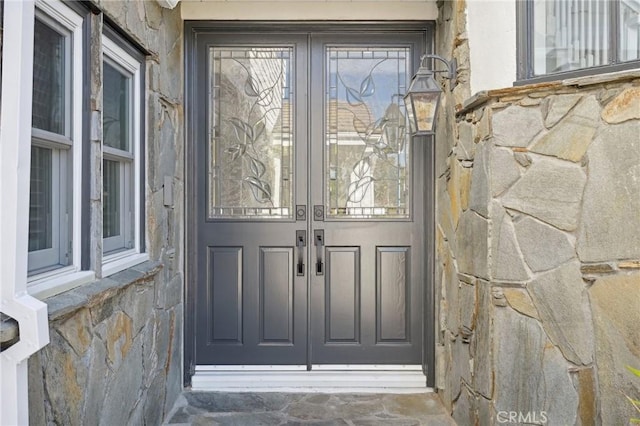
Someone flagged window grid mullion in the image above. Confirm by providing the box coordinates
[610,0,619,64]
[103,145,134,161]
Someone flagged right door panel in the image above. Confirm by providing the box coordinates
[309,34,426,365]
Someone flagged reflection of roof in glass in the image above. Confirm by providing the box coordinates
[273,101,406,135]
[327,102,375,134]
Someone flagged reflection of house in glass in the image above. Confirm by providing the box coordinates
[325,100,409,218]
[269,100,293,215]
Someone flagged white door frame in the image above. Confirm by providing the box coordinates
[0,1,50,424]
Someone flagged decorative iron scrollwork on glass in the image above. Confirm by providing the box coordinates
[208,47,294,219]
[326,47,412,219]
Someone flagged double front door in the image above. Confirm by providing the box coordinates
[192,28,429,367]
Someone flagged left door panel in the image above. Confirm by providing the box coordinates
[194,35,308,365]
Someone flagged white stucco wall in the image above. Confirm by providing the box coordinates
[181,0,438,21]
[466,0,517,93]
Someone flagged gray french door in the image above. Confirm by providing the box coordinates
[192,28,429,367]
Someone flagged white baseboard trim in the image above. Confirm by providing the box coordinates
[191,365,431,393]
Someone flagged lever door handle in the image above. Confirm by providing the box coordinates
[314,230,324,276]
[296,230,306,276]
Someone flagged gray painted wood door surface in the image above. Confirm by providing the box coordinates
[193,28,429,367]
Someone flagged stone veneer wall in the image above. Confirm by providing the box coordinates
[27,2,184,424]
[444,76,640,426]
[435,1,640,424]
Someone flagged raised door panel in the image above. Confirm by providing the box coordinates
[207,246,243,344]
[325,246,361,343]
[259,247,294,344]
[376,247,410,343]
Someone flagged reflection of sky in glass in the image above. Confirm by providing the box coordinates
[331,51,408,120]
[282,57,291,100]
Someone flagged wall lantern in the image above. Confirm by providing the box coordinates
[403,54,457,136]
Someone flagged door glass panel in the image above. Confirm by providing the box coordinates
[326,47,411,219]
[208,47,294,219]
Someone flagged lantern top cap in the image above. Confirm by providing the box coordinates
[404,69,441,95]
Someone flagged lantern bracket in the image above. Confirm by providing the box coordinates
[420,54,457,90]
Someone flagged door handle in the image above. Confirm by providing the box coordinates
[296,230,306,276]
[314,229,324,275]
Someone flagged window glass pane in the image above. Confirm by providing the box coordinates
[207,47,294,219]
[29,146,53,251]
[533,0,610,75]
[103,62,131,152]
[325,47,411,219]
[103,159,121,238]
[620,0,640,61]
[32,18,66,134]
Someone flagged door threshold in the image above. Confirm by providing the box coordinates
[191,365,431,393]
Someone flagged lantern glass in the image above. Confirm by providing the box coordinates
[412,91,440,133]
[404,93,417,134]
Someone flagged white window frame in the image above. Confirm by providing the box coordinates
[27,0,94,296]
[101,36,147,276]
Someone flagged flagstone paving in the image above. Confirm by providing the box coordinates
[164,392,456,425]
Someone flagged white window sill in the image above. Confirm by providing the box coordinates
[29,269,96,300]
[561,68,640,87]
[28,253,150,300]
[102,251,149,278]
[44,260,162,321]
